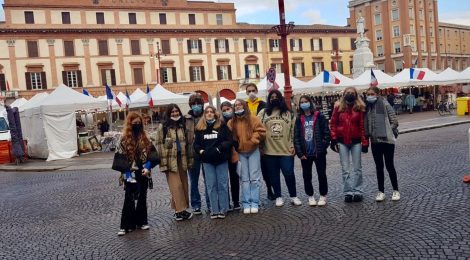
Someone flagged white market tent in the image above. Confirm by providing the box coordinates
[130,88,146,101]
[131,84,188,108]
[20,84,107,161]
[454,67,470,84]
[342,69,396,90]
[10,98,28,109]
[391,68,441,87]
[436,68,461,85]
[236,73,311,99]
[19,92,49,112]
[299,71,355,94]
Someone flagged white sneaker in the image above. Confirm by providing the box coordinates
[317,196,327,206]
[275,197,284,207]
[391,191,401,201]
[375,192,385,202]
[117,229,126,236]
[140,225,150,230]
[308,196,317,206]
[291,197,302,206]
[250,208,259,214]
[243,208,251,214]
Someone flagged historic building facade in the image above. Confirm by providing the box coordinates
[348,0,470,74]
[0,0,356,100]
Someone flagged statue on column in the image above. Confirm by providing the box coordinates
[357,16,365,39]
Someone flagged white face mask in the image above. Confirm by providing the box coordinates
[248,92,257,100]
[171,116,181,121]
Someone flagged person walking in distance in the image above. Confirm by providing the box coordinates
[330,87,369,203]
[227,99,266,214]
[365,86,400,202]
[294,95,331,206]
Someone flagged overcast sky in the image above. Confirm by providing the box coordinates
[0,0,469,26]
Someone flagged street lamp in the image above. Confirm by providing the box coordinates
[272,0,295,109]
[153,42,163,84]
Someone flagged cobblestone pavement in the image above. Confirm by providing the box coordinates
[1,125,470,260]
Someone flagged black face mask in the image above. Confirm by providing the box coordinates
[132,123,143,137]
[271,99,280,107]
[344,94,356,103]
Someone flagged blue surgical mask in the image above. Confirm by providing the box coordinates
[206,119,216,125]
[300,103,311,111]
[367,96,378,103]
[192,104,203,114]
[234,109,245,116]
[223,111,233,119]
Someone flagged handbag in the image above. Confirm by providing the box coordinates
[111,153,130,172]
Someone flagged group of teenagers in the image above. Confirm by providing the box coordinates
[112,83,401,236]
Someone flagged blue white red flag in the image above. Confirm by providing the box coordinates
[105,84,122,110]
[125,89,131,109]
[83,89,90,96]
[146,84,154,108]
[370,69,378,87]
[323,70,340,84]
[410,68,425,80]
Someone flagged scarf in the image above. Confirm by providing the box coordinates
[366,97,387,138]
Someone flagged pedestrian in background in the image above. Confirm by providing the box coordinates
[294,95,330,206]
[156,104,193,221]
[227,99,266,214]
[330,87,368,203]
[258,90,302,207]
[112,112,159,236]
[221,101,240,210]
[365,86,400,202]
[194,106,234,219]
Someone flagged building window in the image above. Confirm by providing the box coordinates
[429,11,433,22]
[419,9,424,20]
[215,39,229,53]
[410,24,415,35]
[377,45,384,57]
[159,13,167,25]
[133,68,144,84]
[98,40,109,56]
[24,11,34,24]
[376,30,383,41]
[290,39,303,51]
[27,41,39,58]
[96,12,105,24]
[191,66,203,82]
[393,26,400,37]
[409,8,414,19]
[332,38,339,50]
[270,39,281,52]
[311,38,322,51]
[394,60,403,72]
[394,42,401,53]
[62,12,71,24]
[128,13,137,24]
[162,67,177,83]
[312,62,324,75]
[431,42,435,52]
[292,63,305,77]
[217,65,231,80]
[131,40,141,55]
[391,9,399,21]
[65,71,79,88]
[429,28,433,37]
[29,72,44,90]
[245,64,259,79]
[272,63,283,74]
[420,26,425,36]
[216,14,223,25]
[188,14,196,25]
[374,13,382,25]
[421,41,426,52]
[273,39,280,48]
[187,39,202,54]
[244,39,257,52]
[101,69,116,86]
[332,61,344,74]
[378,63,385,72]
[161,40,171,54]
[64,41,75,57]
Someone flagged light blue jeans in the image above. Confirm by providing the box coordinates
[338,143,363,195]
[238,148,261,209]
[203,162,229,214]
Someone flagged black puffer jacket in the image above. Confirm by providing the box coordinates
[294,112,331,158]
[194,123,233,165]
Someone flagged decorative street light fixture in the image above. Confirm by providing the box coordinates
[153,42,163,84]
[271,0,295,109]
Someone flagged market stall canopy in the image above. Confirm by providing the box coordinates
[130,88,146,101]
[9,98,27,109]
[39,84,107,113]
[236,73,311,99]
[342,69,396,90]
[298,71,354,94]
[391,68,441,87]
[436,68,461,85]
[19,92,49,112]
[457,67,470,84]
[131,84,189,107]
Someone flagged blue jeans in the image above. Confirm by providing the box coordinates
[264,155,297,198]
[203,162,229,214]
[239,149,261,209]
[188,158,210,209]
[338,143,363,195]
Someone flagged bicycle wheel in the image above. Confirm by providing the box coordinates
[448,104,456,114]
[438,105,445,116]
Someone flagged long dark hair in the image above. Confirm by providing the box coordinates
[163,103,185,128]
[298,95,316,115]
[265,90,289,116]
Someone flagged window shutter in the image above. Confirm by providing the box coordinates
[25,73,32,90]
[0,74,5,91]
[321,62,324,71]
[201,67,205,81]
[281,64,284,73]
[25,11,35,24]
[255,64,260,78]
[215,39,219,53]
[319,39,323,51]
[299,39,303,51]
[253,39,258,52]
[279,40,282,50]
[159,13,167,24]
[62,71,68,86]
[331,62,335,71]
[301,63,305,77]
[77,70,83,88]
[332,38,338,50]
[270,39,274,52]
[160,69,165,84]
[351,38,356,50]
[62,12,71,24]
[131,40,140,55]
[172,67,177,83]
[28,41,39,58]
[290,39,294,51]
[292,63,295,76]
[312,62,315,75]
[228,65,232,80]
[243,39,247,52]
[134,68,144,84]
[198,40,203,53]
[111,69,116,86]
[216,65,221,80]
[187,40,192,54]
[225,39,230,52]
[128,13,137,24]
[244,64,249,79]
[162,40,170,55]
[189,66,194,82]
[101,70,107,85]
[311,39,314,51]
[41,72,47,89]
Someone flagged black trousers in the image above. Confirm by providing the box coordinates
[261,155,274,194]
[371,143,399,192]
[300,153,328,196]
[228,161,240,206]
[120,171,148,230]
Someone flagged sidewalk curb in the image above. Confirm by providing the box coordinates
[399,120,470,134]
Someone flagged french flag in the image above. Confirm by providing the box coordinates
[146,84,154,108]
[105,84,122,110]
[125,89,131,110]
[83,89,90,96]
[323,70,340,84]
[370,69,378,87]
[410,68,425,80]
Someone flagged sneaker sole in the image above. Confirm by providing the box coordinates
[193,211,202,215]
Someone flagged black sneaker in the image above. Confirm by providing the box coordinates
[217,213,226,219]
[233,203,241,210]
[267,190,276,201]
[344,195,353,203]
[193,208,202,215]
[210,213,218,219]
[182,210,193,220]
[174,212,183,221]
[353,195,363,202]
[228,206,234,212]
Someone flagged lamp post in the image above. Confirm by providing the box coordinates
[154,42,163,84]
[272,0,295,109]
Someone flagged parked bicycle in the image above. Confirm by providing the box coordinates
[437,100,455,116]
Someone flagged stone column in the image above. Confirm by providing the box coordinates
[82,39,93,87]
[6,39,19,89]
[177,38,186,81]
[115,38,126,85]
[47,39,58,86]
[233,38,241,78]
[205,38,214,80]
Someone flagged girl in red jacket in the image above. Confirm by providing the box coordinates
[330,87,369,203]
